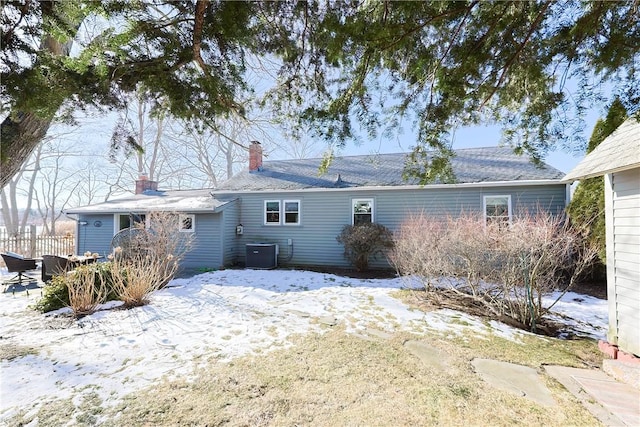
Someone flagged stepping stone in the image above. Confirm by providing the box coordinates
[317,315,338,326]
[404,340,448,371]
[545,364,640,426]
[472,358,556,406]
[286,309,310,318]
[365,328,393,340]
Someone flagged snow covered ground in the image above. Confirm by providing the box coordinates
[0,268,608,422]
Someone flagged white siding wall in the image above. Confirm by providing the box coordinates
[605,168,640,356]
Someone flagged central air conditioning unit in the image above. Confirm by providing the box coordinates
[245,243,278,269]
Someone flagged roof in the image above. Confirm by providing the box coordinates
[214,146,564,191]
[65,189,233,215]
[563,118,640,182]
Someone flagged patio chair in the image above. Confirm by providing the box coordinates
[1,252,39,293]
[41,255,72,283]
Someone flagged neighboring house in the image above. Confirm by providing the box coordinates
[564,117,640,358]
[65,144,567,271]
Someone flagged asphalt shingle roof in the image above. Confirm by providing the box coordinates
[563,118,640,181]
[215,146,564,191]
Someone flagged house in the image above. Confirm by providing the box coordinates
[65,144,567,271]
[563,117,640,358]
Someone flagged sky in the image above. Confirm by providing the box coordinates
[0,268,608,423]
[336,118,598,175]
[2,106,597,213]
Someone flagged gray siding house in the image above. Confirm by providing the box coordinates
[564,117,640,358]
[65,145,568,271]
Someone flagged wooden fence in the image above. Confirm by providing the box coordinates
[0,225,75,260]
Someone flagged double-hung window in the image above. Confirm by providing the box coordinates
[352,199,373,225]
[265,200,281,225]
[264,200,301,225]
[483,195,512,225]
[283,200,300,225]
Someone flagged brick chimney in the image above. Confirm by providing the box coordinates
[135,174,159,194]
[249,141,263,172]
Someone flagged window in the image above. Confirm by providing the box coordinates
[483,195,511,225]
[265,200,281,225]
[284,200,300,225]
[179,214,195,232]
[264,200,301,225]
[115,213,147,233]
[352,199,373,225]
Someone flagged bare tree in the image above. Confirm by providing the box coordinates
[0,144,42,234]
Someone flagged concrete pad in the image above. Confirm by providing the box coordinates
[404,340,448,371]
[472,358,556,406]
[603,359,640,390]
[545,365,640,427]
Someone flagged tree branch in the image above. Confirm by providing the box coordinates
[192,0,210,74]
[480,0,553,108]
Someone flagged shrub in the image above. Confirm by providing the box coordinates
[336,223,394,271]
[109,212,193,307]
[66,264,108,318]
[34,262,120,314]
[33,275,70,313]
[391,212,596,332]
[109,253,177,307]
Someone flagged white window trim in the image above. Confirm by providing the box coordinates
[264,200,281,225]
[483,195,512,224]
[283,199,301,225]
[352,198,374,225]
[179,214,195,233]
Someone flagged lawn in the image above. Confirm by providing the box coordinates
[0,268,607,426]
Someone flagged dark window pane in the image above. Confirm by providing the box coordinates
[182,216,193,230]
[285,213,298,223]
[354,214,372,225]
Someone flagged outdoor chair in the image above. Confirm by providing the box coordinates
[1,252,39,293]
[41,255,72,283]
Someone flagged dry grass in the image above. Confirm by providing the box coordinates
[0,344,38,361]
[110,212,194,307]
[97,328,601,427]
[66,265,107,318]
[109,253,174,307]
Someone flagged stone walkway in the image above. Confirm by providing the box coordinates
[383,329,640,427]
[545,365,640,426]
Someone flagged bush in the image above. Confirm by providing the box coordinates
[391,212,596,332]
[33,275,70,313]
[66,264,108,317]
[336,223,394,271]
[110,212,193,307]
[34,212,192,314]
[33,262,120,314]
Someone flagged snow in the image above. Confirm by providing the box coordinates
[0,268,607,422]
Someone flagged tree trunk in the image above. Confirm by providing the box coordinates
[1,113,53,188]
[0,6,77,188]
